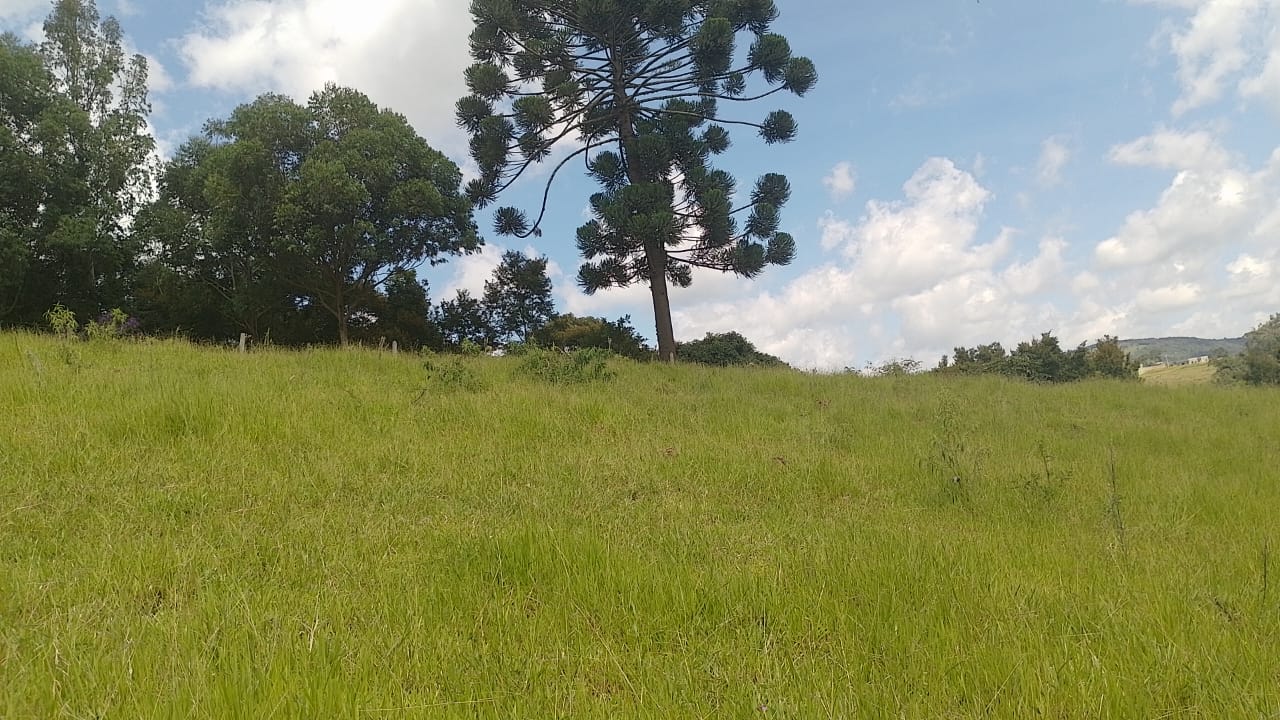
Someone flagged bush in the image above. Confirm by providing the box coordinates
[43,304,78,338]
[85,308,139,341]
[516,347,615,384]
[421,357,487,393]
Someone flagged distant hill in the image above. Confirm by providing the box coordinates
[1119,336,1246,365]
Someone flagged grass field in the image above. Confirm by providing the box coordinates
[2,331,1279,718]
[1139,362,1218,387]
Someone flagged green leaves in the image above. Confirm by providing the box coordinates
[464,62,512,100]
[493,206,530,236]
[783,56,818,96]
[759,110,796,143]
[455,95,493,133]
[748,33,791,83]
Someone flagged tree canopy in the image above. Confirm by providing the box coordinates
[0,0,154,324]
[458,0,816,360]
[140,85,481,344]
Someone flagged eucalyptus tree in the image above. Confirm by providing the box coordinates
[0,0,154,324]
[458,0,817,360]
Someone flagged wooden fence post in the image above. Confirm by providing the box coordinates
[239,333,248,354]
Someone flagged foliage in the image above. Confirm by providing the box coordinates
[138,86,481,345]
[421,356,487,392]
[435,290,491,350]
[84,307,138,341]
[532,313,652,360]
[0,0,154,325]
[1215,314,1280,386]
[1088,335,1140,379]
[864,357,924,377]
[482,250,556,344]
[372,270,442,351]
[516,347,615,384]
[940,332,1138,383]
[459,0,816,359]
[677,331,786,367]
[43,304,78,338]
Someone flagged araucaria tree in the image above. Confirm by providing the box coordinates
[459,0,817,360]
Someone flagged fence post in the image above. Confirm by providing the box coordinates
[391,340,399,355]
[239,333,248,354]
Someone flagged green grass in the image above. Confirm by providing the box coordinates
[2,331,1279,718]
[1140,362,1217,386]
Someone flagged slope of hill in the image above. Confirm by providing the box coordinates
[3,331,1279,717]
[1119,336,1245,365]
[1138,361,1217,386]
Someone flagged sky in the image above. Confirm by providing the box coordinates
[3,0,1279,369]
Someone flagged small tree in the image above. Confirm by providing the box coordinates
[436,289,492,350]
[482,250,555,343]
[1088,335,1139,379]
[534,313,652,359]
[677,331,785,367]
[374,269,442,351]
[1219,314,1280,385]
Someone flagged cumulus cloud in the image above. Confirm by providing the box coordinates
[563,159,1069,369]
[180,0,473,153]
[1136,0,1280,115]
[822,161,857,201]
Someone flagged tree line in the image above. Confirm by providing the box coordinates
[3,0,818,363]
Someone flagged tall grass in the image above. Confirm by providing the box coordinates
[2,331,1278,717]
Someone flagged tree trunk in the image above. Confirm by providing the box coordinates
[334,282,349,346]
[646,245,677,362]
[611,53,676,363]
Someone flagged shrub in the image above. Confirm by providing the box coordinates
[516,347,615,384]
[43,304,78,338]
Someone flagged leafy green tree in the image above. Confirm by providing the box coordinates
[35,0,153,319]
[677,331,785,367]
[1218,314,1280,385]
[142,87,481,345]
[533,313,651,360]
[482,250,555,343]
[0,34,52,321]
[1088,335,1139,379]
[942,342,1009,375]
[436,289,491,349]
[459,0,817,360]
[373,269,442,351]
[0,0,154,324]
[1008,333,1087,383]
[273,85,481,345]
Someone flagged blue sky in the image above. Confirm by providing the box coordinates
[4,0,1279,368]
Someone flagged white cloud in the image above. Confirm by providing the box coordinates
[1108,128,1231,170]
[1135,282,1202,312]
[1095,165,1257,267]
[180,0,473,153]
[822,161,857,201]
[1036,136,1071,186]
[1136,0,1280,115]
[817,211,855,251]
[0,0,44,21]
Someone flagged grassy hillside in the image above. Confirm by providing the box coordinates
[1139,361,1218,386]
[1120,336,1246,365]
[2,331,1279,718]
